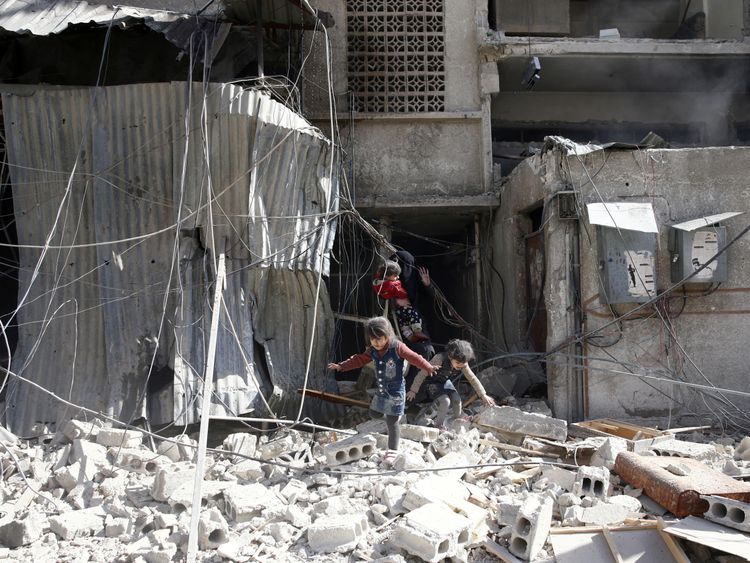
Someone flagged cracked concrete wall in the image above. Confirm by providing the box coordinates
[492,146,750,425]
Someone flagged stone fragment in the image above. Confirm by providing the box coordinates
[105,516,131,537]
[156,436,196,462]
[475,406,567,442]
[228,458,264,480]
[95,428,143,448]
[223,483,281,522]
[402,475,470,511]
[608,494,643,513]
[54,461,96,492]
[109,448,166,474]
[308,513,368,553]
[151,463,196,502]
[400,424,440,443]
[541,466,576,491]
[591,437,628,470]
[735,436,750,461]
[574,501,631,526]
[62,420,102,442]
[222,433,257,460]
[49,508,104,540]
[0,512,45,547]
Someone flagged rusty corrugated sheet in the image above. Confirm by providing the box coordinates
[2,82,338,434]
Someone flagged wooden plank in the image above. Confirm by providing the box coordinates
[297,388,371,409]
[601,526,624,563]
[482,539,524,563]
[550,522,657,534]
[656,518,694,563]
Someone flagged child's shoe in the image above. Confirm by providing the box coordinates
[381,450,397,467]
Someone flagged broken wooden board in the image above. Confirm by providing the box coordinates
[296,389,371,409]
[615,451,750,517]
[550,522,689,563]
[570,418,672,452]
[661,515,750,559]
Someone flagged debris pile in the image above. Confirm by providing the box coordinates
[1,405,750,561]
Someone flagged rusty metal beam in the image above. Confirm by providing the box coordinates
[614,451,750,517]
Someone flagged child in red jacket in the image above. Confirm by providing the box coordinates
[372,260,429,343]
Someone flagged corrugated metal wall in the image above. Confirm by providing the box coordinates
[2,82,338,434]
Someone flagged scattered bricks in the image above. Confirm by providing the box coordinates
[284,504,311,528]
[591,437,628,470]
[157,435,196,463]
[444,498,489,542]
[651,439,718,461]
[280,479,308,502]
[475,406,567,442]
[400,424,440,443]
[105,516,131,537]
[575,501,631,526]
[311,495,370,517]
[198,507,229,550]
[380,484,407,514]
[168,481,227,513]
[541,466,576,492]
[62,419,102,442]
[151,463,196,502]
[509,495,553,560]
[49,507,105,540]
[0,512,44,547]
[256,434,296,460]
[223,483,281,523]
[308,513,368,553]
[96,428,143,449]
[54,460,96,492]
[703,495,750,532]
[391,502,471,563]
[109,448,166,474]
[323,434,377,467]
[496,495,526,526]
[228,459,264,480]
[402,475,470,511]
[221,433,257,461]
[572,466,610,499]
[431,450,478,480]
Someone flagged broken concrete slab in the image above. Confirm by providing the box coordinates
[308,513,368,553]
[95,428,144,448]
[475,406,567,442]
[509,494,553,560]
[391,502,471,563]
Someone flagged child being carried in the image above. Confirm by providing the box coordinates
[373,260,429,344]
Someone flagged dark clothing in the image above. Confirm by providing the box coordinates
[369,341,406,416]
[371,409,401,450]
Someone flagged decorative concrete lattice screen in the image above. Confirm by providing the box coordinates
[347,0,445,112]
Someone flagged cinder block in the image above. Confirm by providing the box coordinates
[402,475,470,511]
[284,504,311,528]
[223,483,281,522]
[199,507,229,549]
[443,498,489,542]
[380,484,407,514]
[0,513,45,547]
[157,435,196,462]
[391,502,471,562]
[105,516,131,537]
[323,434,377,466]
[256,434,296,460]
[222,433,257,460]
[109,448,167,474]
[151,463,196,502]
[49,508,105,540]
[400,424,440,443]
[573,465,610,499]
[95,428,143,448]
[280,479,308,502]
[651,439,718,461]
[703,495,750,532]
[509,495,553,560]
[168,480,227,513]
[307,513,368,553]
[62,419,102,442]
[311,494,369,517]
[541,466,576,491]
[475,406,567,442]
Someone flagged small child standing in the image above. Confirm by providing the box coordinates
[372,260,429,343]
[406,339,495,429]
[328,316,436,464]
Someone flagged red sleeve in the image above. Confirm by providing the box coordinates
[395,341,434,373]
[373,279,409,300]
[337,349,373,371]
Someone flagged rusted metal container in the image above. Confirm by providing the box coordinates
[614,451,750,517]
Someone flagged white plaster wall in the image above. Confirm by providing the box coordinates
[492,146,750,424]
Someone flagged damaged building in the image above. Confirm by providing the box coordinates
[0,0,749,562]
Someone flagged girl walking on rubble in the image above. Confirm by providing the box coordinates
[327,316,436,465]
[406,339,495,430]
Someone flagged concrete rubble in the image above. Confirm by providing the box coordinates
[0,408,748,562]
